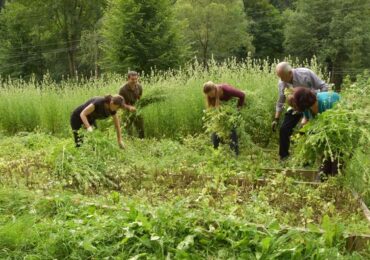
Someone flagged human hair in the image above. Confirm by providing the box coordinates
[104,95,125,107]
[203,81,220,108]
[292,87,317,112]
[276,62,292,74]
[127,71,138,79]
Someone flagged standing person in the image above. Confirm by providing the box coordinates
[203,81,245,156]
[119,71,144,139]
[70,95,125,148]
[272,62,329,160]
[289,87,341,176]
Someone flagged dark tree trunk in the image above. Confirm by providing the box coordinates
[94,37,100,79]
[0,0,5,10]
[67,44,77,77]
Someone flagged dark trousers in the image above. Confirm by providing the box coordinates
[70,114,96,147]
[279,110,303,159]
[125,113,144,139]
[320,157,342,176]
[212,129,239,156]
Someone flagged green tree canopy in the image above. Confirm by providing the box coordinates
[284,0,370,84]
[243,0,284,60]
[175,0,254,67]
[0,0,105,79]
[100,0,188,74]
[270,0,296,11]
[0,1,45,78]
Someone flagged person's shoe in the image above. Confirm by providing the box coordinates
[316,172,328,182]
[279,156,289,162]
[279,156,290,166]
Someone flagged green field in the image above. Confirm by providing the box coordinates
[1,61,370,258]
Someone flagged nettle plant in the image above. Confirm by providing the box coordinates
[293,72,370,169]
[202,103,252,147]
[293,107,361,167]
[203,104,241,139]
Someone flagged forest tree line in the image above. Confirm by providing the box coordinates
[0,0,369,84]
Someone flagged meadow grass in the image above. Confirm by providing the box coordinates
[0,57,326,140]
[1,61,370,259]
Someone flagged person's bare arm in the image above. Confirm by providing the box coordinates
[123,103,136,112]
[275,81,286,119]
[274,111,282,119]
[112,114,124,149]
[138,84,143,100]
[301,117,308,126]
[80,104,95,131]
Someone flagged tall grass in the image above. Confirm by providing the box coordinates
[0,57,326,139]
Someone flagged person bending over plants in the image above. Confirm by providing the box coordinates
[70,95,127,149]
[203,81,245,156]
[272,62,329,161]
[288,87,341,176]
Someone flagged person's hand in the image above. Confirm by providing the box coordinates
[123,104,136,112]
[271,118,279,132]
[118,140,125,149]
[87,126,93,132]
[125,105,136,112]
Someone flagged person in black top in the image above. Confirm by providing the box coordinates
[70,95,126,148]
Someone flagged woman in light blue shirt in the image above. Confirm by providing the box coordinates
[288,87,341,178]
[288,87,340,124]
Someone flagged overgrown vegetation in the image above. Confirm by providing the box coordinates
[1,132,370,258]
[0,58,322,140]
[1,62,370,258]
[293,71,370,203]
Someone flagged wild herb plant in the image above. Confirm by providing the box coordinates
[1,59,369,259]
[292,71,370,171]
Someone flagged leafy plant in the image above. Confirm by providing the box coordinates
[202,103,244,140]
[292,72,370,171]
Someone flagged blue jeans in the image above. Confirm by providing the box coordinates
[211,129,239,156]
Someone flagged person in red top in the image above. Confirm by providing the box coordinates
[203,81,245,155]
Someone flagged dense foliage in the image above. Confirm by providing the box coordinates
[0,0,369,80]
[0,61,370,258]
[0,0,369,255]
[1,130,370,258]
[284,0,370,84]
[101,0,187,73]
[0,59,279,140]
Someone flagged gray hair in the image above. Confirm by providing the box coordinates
[276,62,292,74]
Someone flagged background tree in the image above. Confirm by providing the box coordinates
[35,0,105,77]
[0,0,5,10]
[243,0,284,60]
[0,2,45,78]
[100,0,188,74]
[284,0,370,84]
[79,23,102,78]
[175,0,254,67]
[270,0,296,11]
[0,0,105,79]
